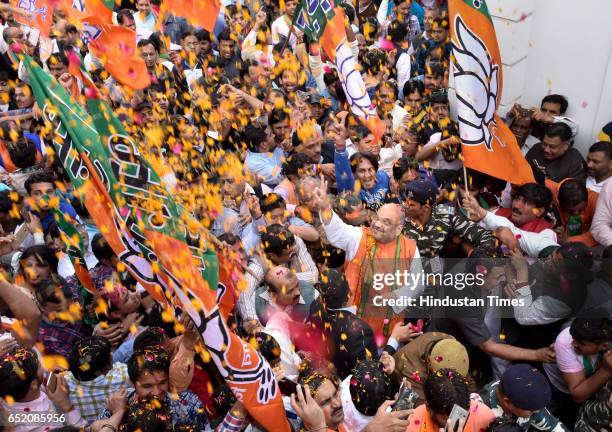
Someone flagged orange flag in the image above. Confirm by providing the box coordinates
[449,0,534,185]
[162,0,220,33]
[11,0,53,37]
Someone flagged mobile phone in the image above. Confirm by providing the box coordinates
[46,372,57,393]
[12,223,29,250]
[278,379,298,397]
[448,404,469,432]
[391,382,418,412]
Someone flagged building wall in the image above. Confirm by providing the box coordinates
[489,0,612,154]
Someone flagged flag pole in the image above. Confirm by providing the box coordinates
[463,164,470,218]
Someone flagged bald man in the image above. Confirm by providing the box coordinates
[313,183,424,336]
[258,266,317,379]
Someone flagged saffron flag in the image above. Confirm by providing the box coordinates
[86,99,290,431]
[449,0,534,185]
[11,0,53,37]
[294,0,386,139]
[162,0,220,33]
[22,56,290,431]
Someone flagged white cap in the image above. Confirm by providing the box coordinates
[169,43,182,52]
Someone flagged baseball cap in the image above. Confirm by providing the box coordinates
[500,364,551,411]
[400,179,438,205]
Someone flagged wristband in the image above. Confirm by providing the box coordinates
[101,424,117,432]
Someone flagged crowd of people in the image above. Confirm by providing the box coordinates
[0,0,610,430]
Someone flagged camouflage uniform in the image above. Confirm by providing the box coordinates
[402,204,497,258]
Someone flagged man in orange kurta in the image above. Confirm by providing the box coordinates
[315,186,423,337]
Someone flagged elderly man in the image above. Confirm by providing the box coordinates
[312,178,423,336]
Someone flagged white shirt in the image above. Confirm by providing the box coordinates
[340,375,373,432]
[262,307,303,380]
[520,135,539,155]
[585,176,610,193]
[481,211,558,257]
[320,211,424,313]
[423,132,463,170]
[271,16,302,51]
[2,391,86,432]
[591,178,612,246]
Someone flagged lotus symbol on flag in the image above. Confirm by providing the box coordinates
[452,15,499,151]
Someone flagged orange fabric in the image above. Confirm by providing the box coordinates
[12,0,53,37]
[88,24,151,89]
[547,178,599,246]
[448,0,534,185]
[344,230,416,334]
[320,7,347,62]
[163,0,220,33]
[406,400,495,432]
[0,140,43,173]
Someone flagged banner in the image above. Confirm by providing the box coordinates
[24,56,290,431]
[449,0,534,185]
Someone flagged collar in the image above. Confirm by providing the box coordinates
[259,290,306,305]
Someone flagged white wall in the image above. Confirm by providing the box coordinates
[491,0,612,155]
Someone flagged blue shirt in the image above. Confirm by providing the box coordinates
[245,147,284,186]
[335,149,391,211]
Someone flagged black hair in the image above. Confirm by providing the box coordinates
[259,193,286,215]
[260,224,295,256]
[252,332,281,364]
[429,90,448,105]
[7,136,37,169]
[240,124,267,152]
[268,108,289,127]
[137,38,157,51]
[36,275,71,306]
[432,16,449,30]
[317,268,349,309]
[543,122,572,142]
[116,8,134,25]
[387,20,408,44]
[20,244,59,274]
[195,29,211,43]
[376,81,398,100]
[541,94,568,115]
[119,396,170,432]
[179,29,197,42]
[392,156,419,181]
[46,52,69,68]
[362,49,386,75]
[127,346,170,383]
[91,233,116,262]
[44,221,61,241]
[349,152,379,173]
[403,79,425,99]
[68,336,112,382]
[555,242,594,282]
[340,2,356,22]
[217,29,234,44]
[569,317,610,344]
[558,179,588,211]
[281,153,311,177]
[0,189,17,215]
[465,246,505,274]
[0,348,39,401]
[423,368,470,416]
[350,360,390,416]
[133,327,167,352]
[515,183,552,209]
[588,141,612,160]
[24,171,55,195]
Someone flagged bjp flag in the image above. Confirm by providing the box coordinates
[11,0,53,37]
[162,0,220,33]
[449,0,534,185]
